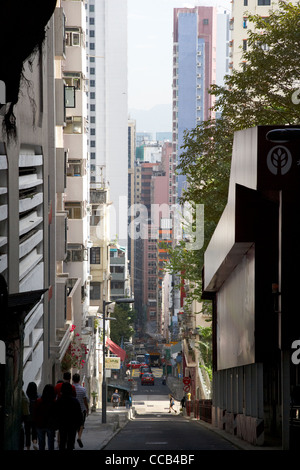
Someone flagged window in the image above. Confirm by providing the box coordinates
[63,72,82,90]
[90,43,95,50]
[67,159,83,177]
[64,86,75,108]
[90,247,101,264]
[90,282,101,300]
[64,116,83,134]
[244,0,248,5]
[66,28,83,47]
[258,0,270,4]
[111,266,124,273]
[91,152,96,159]
[65,202,82,219]
[90,207,100,226]
[243,18,247,28]
[90,80,95,87]
[66,244,87,262]
[111,281,124,290]
[243,40,247,51]
[203,19,209,25]
[90,128,95,135]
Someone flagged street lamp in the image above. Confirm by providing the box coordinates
[102,297,134,423]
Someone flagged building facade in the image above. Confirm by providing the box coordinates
[229,0,298,71]
[87,0,128,249]
[173,6,217,199]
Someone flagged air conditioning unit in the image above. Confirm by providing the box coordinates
[87,274,93,281]
[197,74,202,78]
[197,106,201,110]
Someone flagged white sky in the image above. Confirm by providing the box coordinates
[128,0,232,111]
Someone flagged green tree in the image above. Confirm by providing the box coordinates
[166,1,300,305]
[109,303,136,346]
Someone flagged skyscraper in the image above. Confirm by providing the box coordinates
[172,6,217,199]
[87,0,128,248]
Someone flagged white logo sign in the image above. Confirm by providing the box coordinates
[267,145,292,175]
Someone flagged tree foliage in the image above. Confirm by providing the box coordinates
[109,303,136,346]
[165,1,300,306]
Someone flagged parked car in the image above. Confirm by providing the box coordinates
[141,373,154,386]
[126,361,141,369]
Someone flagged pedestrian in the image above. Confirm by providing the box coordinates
[72,373,89,448]
[54,382,83,451]
[180,395,186,408]
[169,394,177,413]
[111,389,120,408]
[54,371,76,399]
[24,382,39,450]
[33,384,56,450]
[20,388,30,450]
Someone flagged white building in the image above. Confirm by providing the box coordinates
[87,0,128,248]
[229,0,298,70]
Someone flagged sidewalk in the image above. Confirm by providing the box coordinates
[75,406,134,450]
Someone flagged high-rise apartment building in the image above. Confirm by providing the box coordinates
[86,0,128,249]
[173,6,217,199]
[128,119,136,294]
[60,0,91,380]
[229,0,298,70]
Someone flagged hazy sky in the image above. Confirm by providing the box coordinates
[128,0,232,111]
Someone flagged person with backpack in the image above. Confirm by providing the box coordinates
[111,389,120,408]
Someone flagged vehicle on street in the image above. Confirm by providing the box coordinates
[138,362,148,368]
[139,366,151,377]
[141,373,154,386]
[127,361,141,369]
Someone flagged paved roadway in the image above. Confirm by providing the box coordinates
[104,367,238,451]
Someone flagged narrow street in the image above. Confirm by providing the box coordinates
[103,368,238,451]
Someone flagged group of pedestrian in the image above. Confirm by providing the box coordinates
[23,371,89,451]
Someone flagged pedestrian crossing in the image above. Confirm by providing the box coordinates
[131,367,163,378]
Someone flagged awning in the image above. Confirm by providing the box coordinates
[108,384,130,391]
[106,338,127,362]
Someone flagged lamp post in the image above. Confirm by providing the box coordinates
[102,297,134,423]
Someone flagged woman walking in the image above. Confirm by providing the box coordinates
[33,384,56,450]
[169,394,177,413]
[54,382,83,451]
[24,382,39,450]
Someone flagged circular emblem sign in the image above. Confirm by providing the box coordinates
[267,145,292,176]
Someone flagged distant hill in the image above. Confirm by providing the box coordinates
[129,103,172,135]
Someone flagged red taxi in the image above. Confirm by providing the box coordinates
[141,373,154,386]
